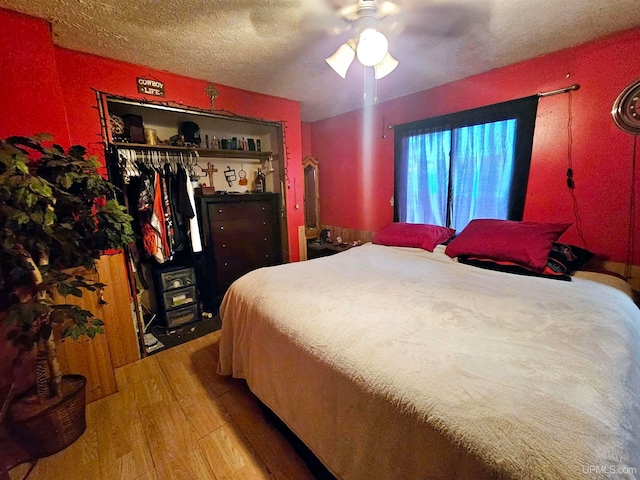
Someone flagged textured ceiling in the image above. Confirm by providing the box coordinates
[2,0,639,122]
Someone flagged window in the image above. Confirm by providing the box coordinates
[394,96,539,231]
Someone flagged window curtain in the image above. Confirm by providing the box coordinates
[449,119,517,231]
[396,129,451,225]
[393,95,538,228]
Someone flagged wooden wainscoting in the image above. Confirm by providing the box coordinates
[97,254,140,368]
[320,224,374,245]
[52,252,140,403]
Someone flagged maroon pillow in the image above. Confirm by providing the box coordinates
[373,222,455,252]
[444,219,571,271]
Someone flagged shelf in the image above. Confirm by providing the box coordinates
[112,142,272,160]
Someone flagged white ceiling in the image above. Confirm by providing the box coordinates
[2,0,639,122]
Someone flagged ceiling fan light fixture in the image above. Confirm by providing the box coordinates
[326,42,356,79]
[374,51,399,79]
[356,28,388,67]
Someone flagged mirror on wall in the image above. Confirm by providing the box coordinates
[302,156,320,239]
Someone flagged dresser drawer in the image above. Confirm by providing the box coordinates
[209,201,273,221]
[210,218,273,239]
[214,255,253,278]
[162,285,196,310]
[212,230,275,253]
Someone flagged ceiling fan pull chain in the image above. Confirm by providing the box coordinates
[374,76,379,105]
[363,64,368,103]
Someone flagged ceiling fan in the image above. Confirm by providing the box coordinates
[322,0,490,80]
[325,0,400,79]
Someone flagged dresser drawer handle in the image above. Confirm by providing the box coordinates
[263,222,266,225]
[224,262,228,266]
[222,244,226,248]
[218,209,223,213]
[265,254,269,258]
[220,226,224,230]
[264,237,267,241]
[262,206,265,210]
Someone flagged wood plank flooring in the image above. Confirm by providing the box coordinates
[8,331,314,480]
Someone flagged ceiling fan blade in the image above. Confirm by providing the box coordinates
[249,5,302,38]
[336,2,361,21]
[378,1,402,18]
[299,0,354,36]
[391,0,491,37]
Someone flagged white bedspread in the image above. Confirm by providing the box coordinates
[218,243,640,480]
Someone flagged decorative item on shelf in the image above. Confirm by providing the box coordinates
[256,139,262,152]
[200,162,218,194]
[224,166,237,187]
[248,138,256,151]
[221,137,229,149]
[254,167,266,193]
[263,155,275,174]
[180,121,201,146]
[109,113,126,142]
[238,164,248,186]
[144,128,158,145]
[123,114,145,143]
[231,137,238,150]
[0,134,134,458]
[170,134,185,146]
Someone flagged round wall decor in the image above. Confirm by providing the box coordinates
[612,79,640,135]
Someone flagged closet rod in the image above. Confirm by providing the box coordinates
[386,84,581,130]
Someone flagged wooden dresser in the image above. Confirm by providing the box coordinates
[198,193,282,309]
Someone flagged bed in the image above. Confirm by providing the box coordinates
[217,242,640,479]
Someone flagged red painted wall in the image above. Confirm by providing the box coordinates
[302,122,312,158]
[0,8,69,143]
[0,8,71,405]
[311,28,640,265]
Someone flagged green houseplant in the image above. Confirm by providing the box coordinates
[0,134,134,456]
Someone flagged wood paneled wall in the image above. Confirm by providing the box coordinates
[53,253,140,403]
[98,254,140,368]
[320,224,374,245]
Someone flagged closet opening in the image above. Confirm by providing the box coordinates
[96,92,289,356]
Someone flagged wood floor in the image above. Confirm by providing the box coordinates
[9,331,315,480]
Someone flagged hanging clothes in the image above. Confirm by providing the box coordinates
[176,165,194,218]
[159,165,175,261]
[166,163,186,252]
[185,174,203,253]
[137,163,164,263]
[150,170,167,263]
[173,164,194,252]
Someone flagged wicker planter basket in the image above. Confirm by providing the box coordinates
[6,374,87,458]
